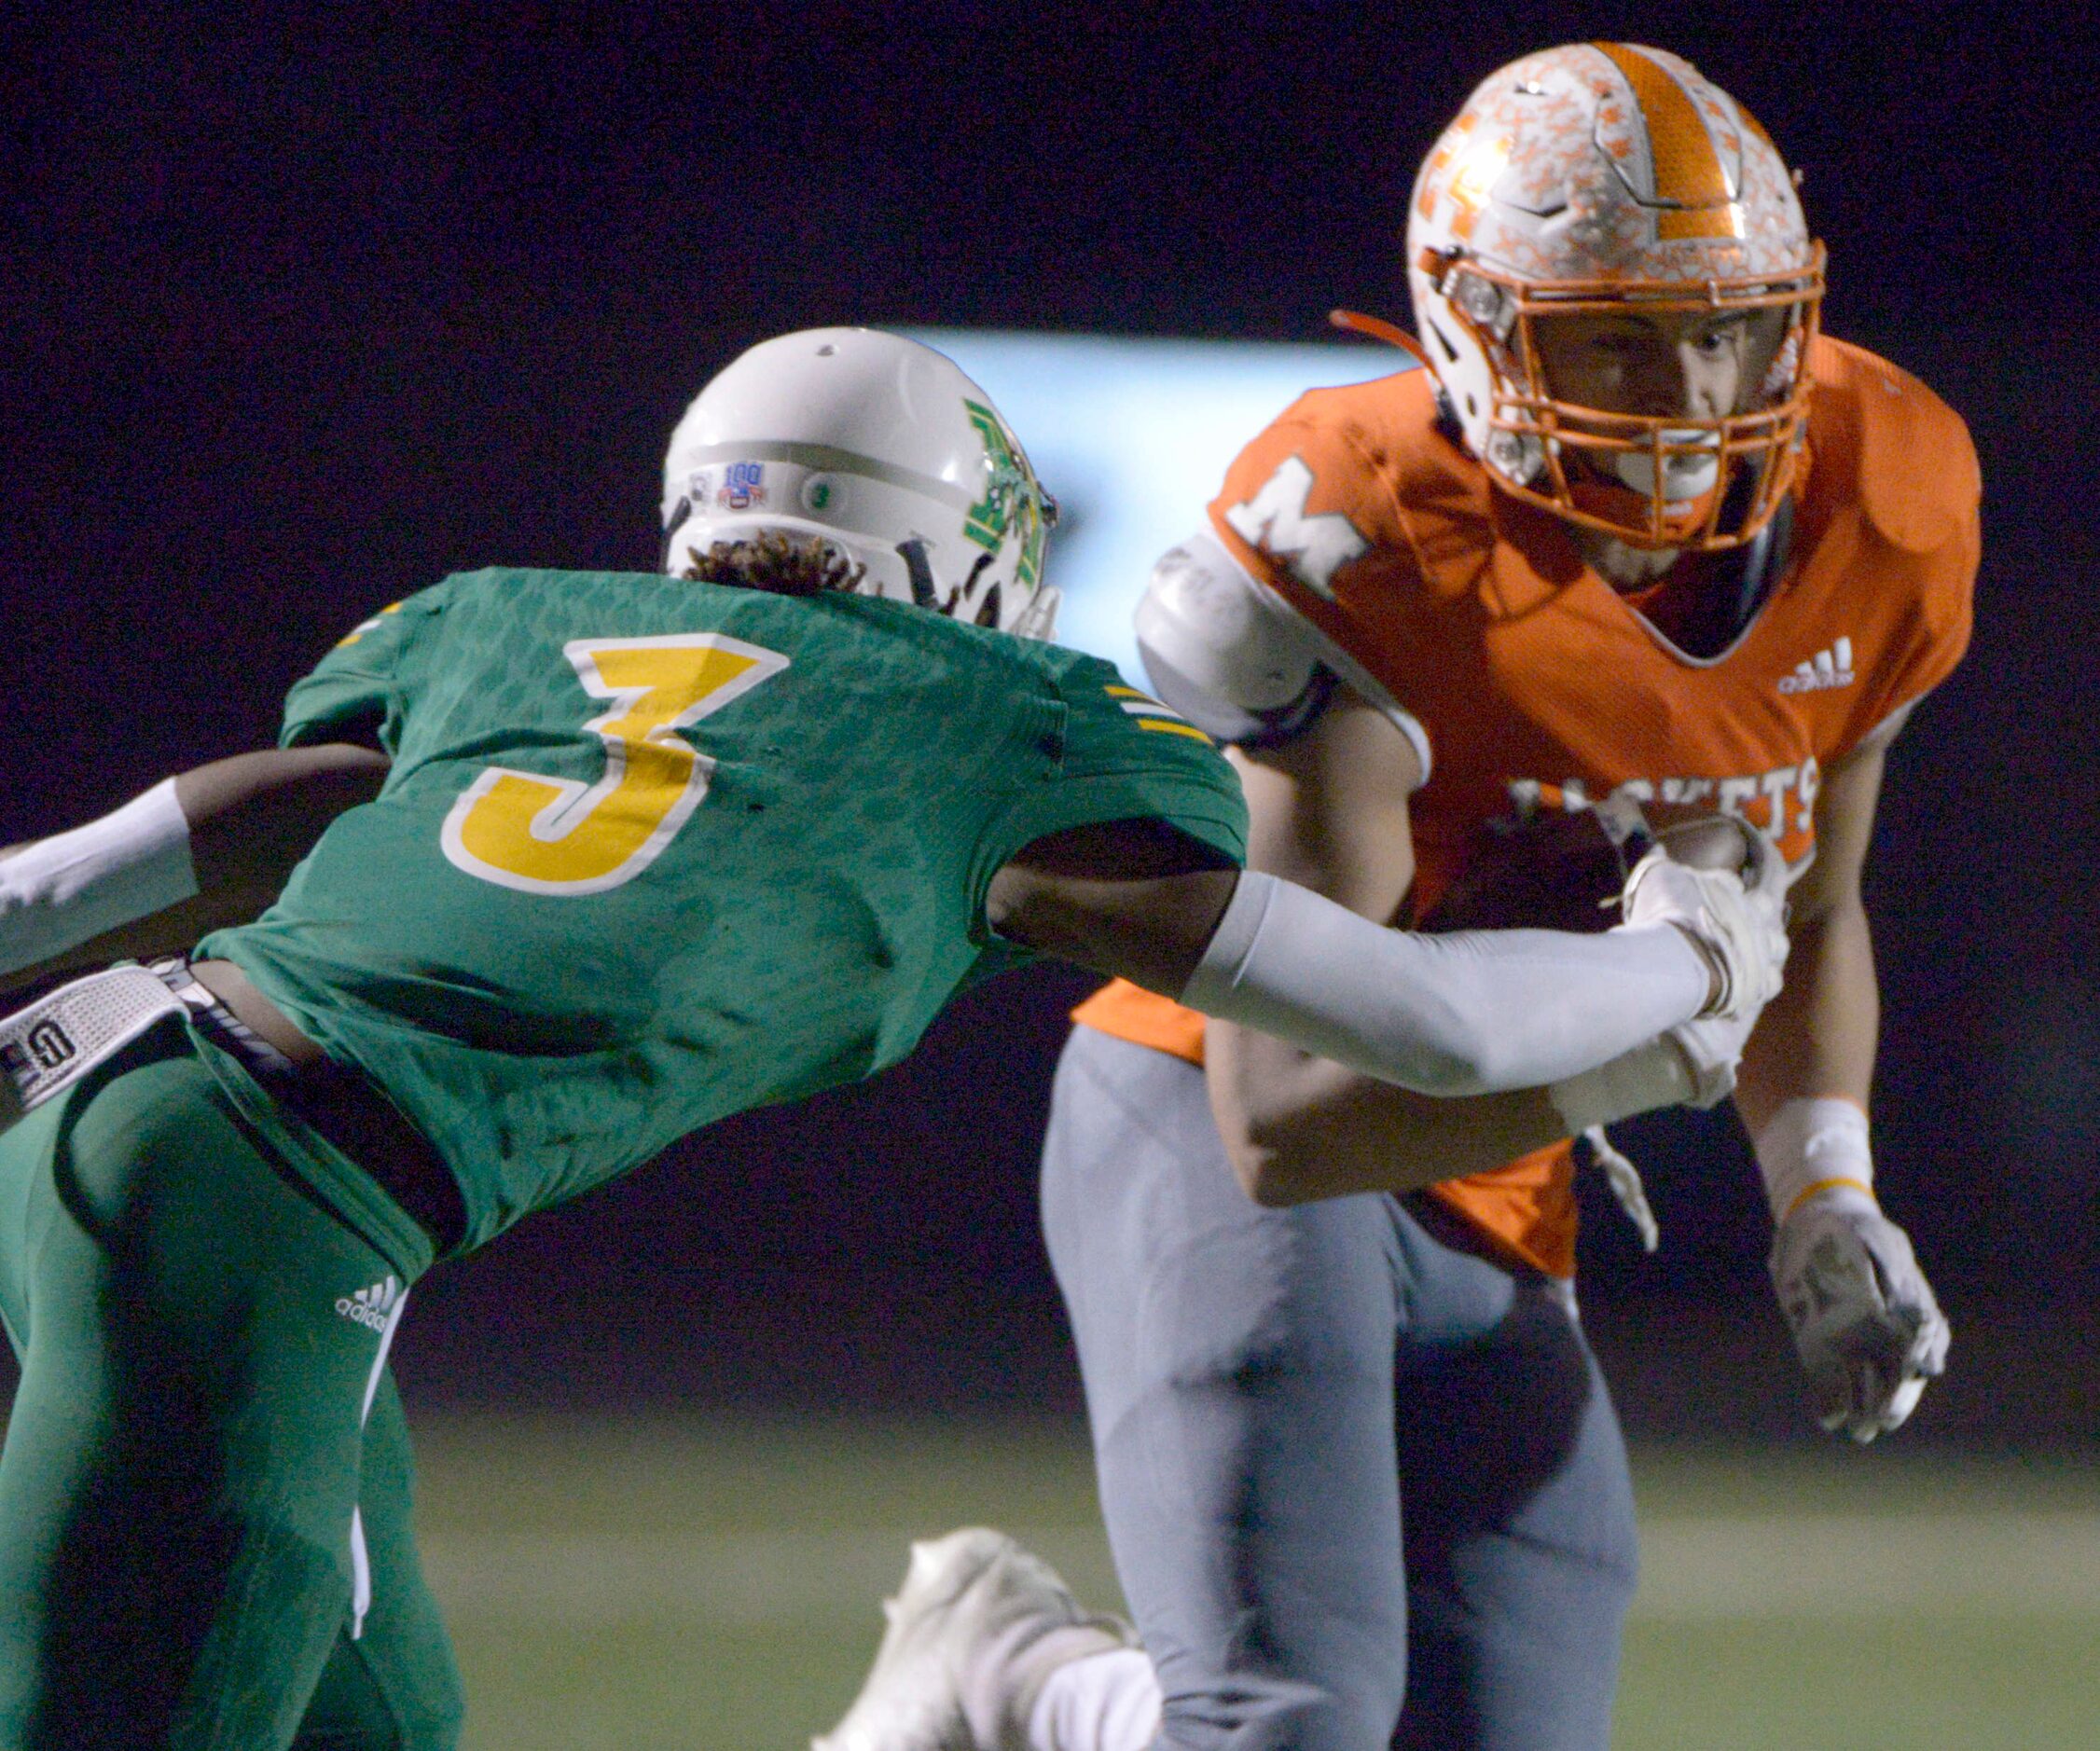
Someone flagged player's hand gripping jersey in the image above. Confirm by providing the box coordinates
[200,567,1245,1254]
[1079,335,1977,1275]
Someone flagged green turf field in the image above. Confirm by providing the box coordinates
[407,1413,2100,1750]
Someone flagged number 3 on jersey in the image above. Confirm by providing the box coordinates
[442,634,790,895]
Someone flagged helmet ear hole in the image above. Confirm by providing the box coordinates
[974,582,1003,629]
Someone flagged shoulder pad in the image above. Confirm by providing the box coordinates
[1134,531,1333,746]
[1817,342,1981,555]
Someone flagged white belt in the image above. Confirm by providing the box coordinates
[0,965,187,1131]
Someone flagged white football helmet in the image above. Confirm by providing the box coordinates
[660,328,1060,639]
[1406,43,1824,550]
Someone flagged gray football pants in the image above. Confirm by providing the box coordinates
[1040,1028,1638,1751]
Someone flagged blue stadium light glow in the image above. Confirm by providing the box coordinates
[909,330,1411,685]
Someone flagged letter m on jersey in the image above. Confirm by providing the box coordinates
[1223,457,1368,602]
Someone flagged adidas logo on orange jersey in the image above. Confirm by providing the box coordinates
[1777,639,1855,694]
[336,1275,403,1332]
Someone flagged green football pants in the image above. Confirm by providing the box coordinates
[0,1022,463,1750]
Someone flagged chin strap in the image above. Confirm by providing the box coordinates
[894,538,955,614]
[1328,309,1436,371]
[659,497,693,573]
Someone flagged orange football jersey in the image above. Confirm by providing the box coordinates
[1074,334,1979,1277]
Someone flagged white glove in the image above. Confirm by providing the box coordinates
[1551,833,1785,1133]
[1619,830,1788,1021]
[1770,1184,1950,1441]
[1657,1009,1761,1108]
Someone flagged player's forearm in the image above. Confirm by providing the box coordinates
[1207,1020,1569,1203]
[1732,896,1879,1137]
[176,745,391,895]
[1178,874,1713,1096]
[1,745,387,997]
[1009,854,1720,1114]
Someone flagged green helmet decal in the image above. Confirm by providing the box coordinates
[961,398,1049,587]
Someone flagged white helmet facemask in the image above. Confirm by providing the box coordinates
[661,328,1060,640]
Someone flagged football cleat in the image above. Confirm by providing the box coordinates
[813,1527,1134,1751]
[662,329,1061,640]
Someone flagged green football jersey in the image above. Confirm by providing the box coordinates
[201,569,1245,1256]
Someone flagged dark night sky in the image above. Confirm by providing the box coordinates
[3,2,2094,1427]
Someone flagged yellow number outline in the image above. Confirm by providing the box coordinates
[441,633,790,896]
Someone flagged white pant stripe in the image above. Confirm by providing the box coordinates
[350,1284,408,1640]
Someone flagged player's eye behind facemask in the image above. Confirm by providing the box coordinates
[1403,42,1824,553]
[659,327,1063,641]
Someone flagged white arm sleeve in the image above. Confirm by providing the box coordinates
[1179,872,1709,1096]
[0,779,198,978]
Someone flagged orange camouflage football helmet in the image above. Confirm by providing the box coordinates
[1404,43,1824,550]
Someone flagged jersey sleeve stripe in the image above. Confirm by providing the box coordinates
[1105,683,1204,734]
[336,603,405,649]
[1135,718,1216,743]
[1107,685,1175,711]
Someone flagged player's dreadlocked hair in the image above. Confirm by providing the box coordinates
[679,531,867,599]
